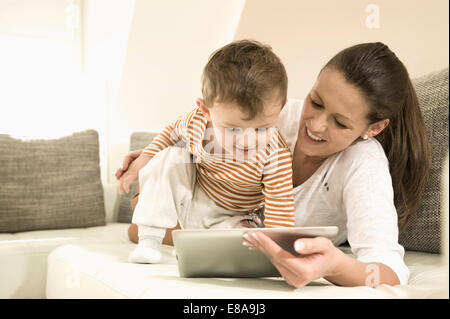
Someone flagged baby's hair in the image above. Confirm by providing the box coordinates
[201,39,288,119]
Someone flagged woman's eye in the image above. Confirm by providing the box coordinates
[310,99,323,109]
[335,119,347,129]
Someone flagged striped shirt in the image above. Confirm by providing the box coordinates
[142,107,295,228]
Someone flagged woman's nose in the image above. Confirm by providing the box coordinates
[309,113,327,132]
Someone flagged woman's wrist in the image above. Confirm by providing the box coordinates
[323,246,369,286]
[323,247,401,287]
[325,245,350,279]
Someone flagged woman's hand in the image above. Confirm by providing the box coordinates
[115,149,151,194]
[118,168,140,194]
[243,231,343,288]
[115,149,143,180]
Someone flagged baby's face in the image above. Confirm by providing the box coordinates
[201,92,284,159]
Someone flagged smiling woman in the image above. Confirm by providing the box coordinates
[296,67,390,164]
[323,43,432,228]
[242,42,432,288]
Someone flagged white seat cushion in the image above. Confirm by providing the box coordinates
[46,241,448,299]
[0,223,130,298]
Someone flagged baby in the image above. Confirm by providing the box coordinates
[120,40,295,263]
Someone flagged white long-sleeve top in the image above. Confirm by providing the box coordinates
[278,99,410,285]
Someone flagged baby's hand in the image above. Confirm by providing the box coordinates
[240,212,264,228]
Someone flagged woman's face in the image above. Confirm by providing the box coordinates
[297,67,373,160]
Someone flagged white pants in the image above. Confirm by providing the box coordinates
[131,147,253,238]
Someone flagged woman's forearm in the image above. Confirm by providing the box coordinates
[324,248,400,287]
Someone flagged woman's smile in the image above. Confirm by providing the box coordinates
[303,125,327,145]
[305,126,326,142]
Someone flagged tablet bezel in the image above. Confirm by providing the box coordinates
[172,226,339,278]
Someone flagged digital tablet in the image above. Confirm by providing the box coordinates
[172,226,339,278]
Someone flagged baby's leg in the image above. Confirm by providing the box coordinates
[129,147,196,263]
[129,224,165,263]
[184,181,253,230]
[128,192,181,245]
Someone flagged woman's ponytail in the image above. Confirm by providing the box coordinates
[325,42,432,228]
[376,78,432,228]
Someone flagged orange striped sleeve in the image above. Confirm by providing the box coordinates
[142,107,200,158]
[262,147,295,228]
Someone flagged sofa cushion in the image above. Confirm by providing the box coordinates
[45,242,448,298]
[399,68,449,253]
[117,132,157,223]
[0,222,130,298]
[0,130,105,233]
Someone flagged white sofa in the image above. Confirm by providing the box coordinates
[1,179,448,299]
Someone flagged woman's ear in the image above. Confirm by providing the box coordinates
[366,119,390,138]
[196,98,211,121]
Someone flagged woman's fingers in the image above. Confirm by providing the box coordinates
[243,232,336,288]
[118,178,125,194]
[293,237,332,255]
[251,232,307,275]
[271,260,297,286]
[121,149,143,173]
[116,149,143,181]
[115,168,123,180]
[243,231,309,288]
[121,156,132,172]
[243,231,293,261]
[118,175,131,194]
[124,179,131,194]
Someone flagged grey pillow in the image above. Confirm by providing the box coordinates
[0,130,106,232]
[399,68,449,253]
[117,132,157,223]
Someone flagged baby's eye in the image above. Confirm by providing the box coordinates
[255,128,267,133]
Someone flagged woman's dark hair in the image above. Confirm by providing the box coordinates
[324,42,432,228]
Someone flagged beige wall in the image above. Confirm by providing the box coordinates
[83,0,136,182]
[108,0,245,182]
[86,0,448,182]
[107,0,448,184]
[1,0,447,185]
[234,0,449,100]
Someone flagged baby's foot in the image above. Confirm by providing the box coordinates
[128,246,162,264]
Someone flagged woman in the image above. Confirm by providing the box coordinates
[116,42,431,288]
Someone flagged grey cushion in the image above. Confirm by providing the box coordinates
[399,68,449,253]
[117,132,157,223]
[0,130,106,232]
